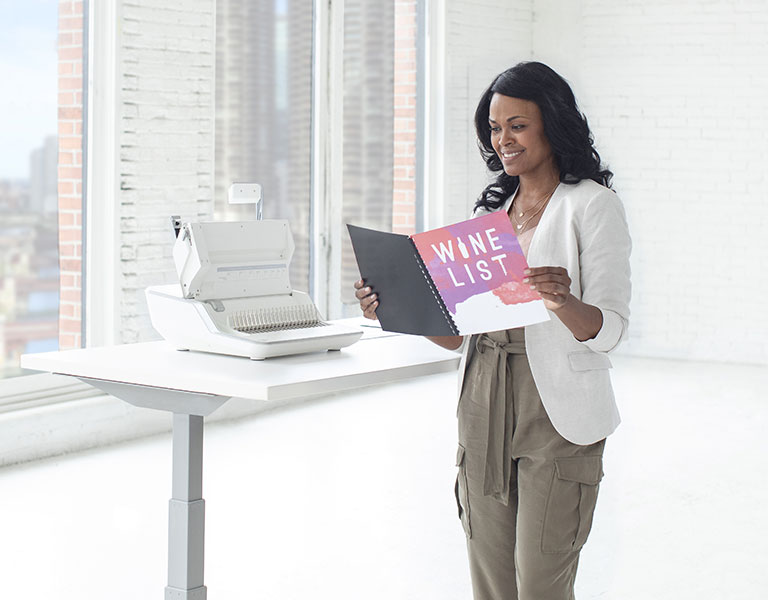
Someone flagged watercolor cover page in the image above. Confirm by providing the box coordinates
[410,211,549,334]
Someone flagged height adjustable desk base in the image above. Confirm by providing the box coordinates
[80,377,229,600]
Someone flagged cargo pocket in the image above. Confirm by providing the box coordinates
[541,455,603,554]
[454,444,472,538]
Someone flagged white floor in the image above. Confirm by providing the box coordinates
[1,355,767,600]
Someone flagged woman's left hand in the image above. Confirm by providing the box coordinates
[523,266,572,311]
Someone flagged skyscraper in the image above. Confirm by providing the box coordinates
[215,0,313,292]
[29,135,58,214]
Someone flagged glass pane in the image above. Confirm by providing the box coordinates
[340,0,406,313]
[214,0,314,294]
[0,2,60,379]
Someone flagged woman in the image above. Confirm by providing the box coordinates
[355,61,631,599]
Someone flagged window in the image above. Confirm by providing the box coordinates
[0,1,81,381]
[214,0,422,320]
[341,0,422,316]
[214,0,314,294]
[338,0,397,314]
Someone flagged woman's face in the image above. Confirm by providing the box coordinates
[488,93,556,180]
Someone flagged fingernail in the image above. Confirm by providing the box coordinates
[529,285,536,290]
[365,287,371,293]
[523,269,531,275]
[522,277,529,283]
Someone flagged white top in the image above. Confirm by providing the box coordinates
[457,179,632,445]
[21,326,460,403]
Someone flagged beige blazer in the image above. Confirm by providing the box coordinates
[456,178,632,445]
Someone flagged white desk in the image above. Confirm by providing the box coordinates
[21,332,459,600]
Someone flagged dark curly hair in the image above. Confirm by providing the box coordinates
[474,61,613,212]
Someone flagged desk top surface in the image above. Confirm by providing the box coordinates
[20,329,460,401]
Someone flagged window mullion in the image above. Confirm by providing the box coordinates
[423,0,445,232]
[85,0,121,347]
[311,0,346,320]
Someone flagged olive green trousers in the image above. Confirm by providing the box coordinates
[456,329,605,600]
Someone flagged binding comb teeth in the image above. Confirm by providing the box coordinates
[229,304,321,333]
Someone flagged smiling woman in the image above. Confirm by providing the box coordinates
[488,95,556,187]
[457,61,630,600]
[355,61,631,600]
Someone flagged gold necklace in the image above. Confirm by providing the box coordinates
[511,184,558,231]
[511,201,547,231]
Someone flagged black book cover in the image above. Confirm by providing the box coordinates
[347,224,457,336]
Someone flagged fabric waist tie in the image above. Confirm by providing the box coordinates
[475,332,526,505]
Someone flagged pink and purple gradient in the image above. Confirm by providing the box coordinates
[411,211,540,315]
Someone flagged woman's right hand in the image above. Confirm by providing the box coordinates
[354,278,463,350]
[353,279,378,320]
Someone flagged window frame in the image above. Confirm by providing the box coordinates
[311,0,345,320]
[315,0,429,319]
[0,373,102,415]
[84,0,121,349]
[423,0,445,232]
[0,0,101,402]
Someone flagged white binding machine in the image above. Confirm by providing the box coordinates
[146,217,362,360]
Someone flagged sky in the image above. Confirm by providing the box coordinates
[0,0,59,180]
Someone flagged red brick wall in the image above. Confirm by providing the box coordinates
[57,0,84,349]
[392,0,418,235]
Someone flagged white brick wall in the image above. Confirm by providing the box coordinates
[445,0,768,365]
[118,0,216,343]
[442,0,533,226]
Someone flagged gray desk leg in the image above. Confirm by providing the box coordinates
[73,378,228,599]
[165,413,207,600]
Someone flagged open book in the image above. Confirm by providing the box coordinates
[347,211,549,336]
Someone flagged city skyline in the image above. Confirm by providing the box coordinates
[0,0,58,179]
[0,0,60,383]
[0,136,58,212]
